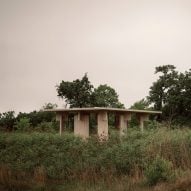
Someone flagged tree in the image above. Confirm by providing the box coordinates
[41,103,57,110]
[0,111,16,131]
[16,103,58,128]
[92,84,124,108]
[147,65,191,123]
[56,74,124,108]
[130,99,150,110]
[148,65,178,111]
[56,73,94,108]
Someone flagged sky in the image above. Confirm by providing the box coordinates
[0,0,191,113]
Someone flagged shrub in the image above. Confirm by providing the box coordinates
[144,120,159,129]
[15,117,31,132]
[35,121,58,133]
[0,111,16,131]
[17,110,56,128]
[145,156,173,186]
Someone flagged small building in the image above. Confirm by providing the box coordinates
[45,107,162,139]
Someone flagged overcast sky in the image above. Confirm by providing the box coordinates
[0,0,191,113]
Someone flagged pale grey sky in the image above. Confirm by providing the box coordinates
[0,0,191,113]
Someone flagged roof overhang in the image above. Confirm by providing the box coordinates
[44,107,162,115]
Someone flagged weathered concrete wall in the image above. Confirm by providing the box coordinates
[119,113,131,135]
[74,112,89,138]
[97,111,108,140]
[138,114,149,132]
[115,113,131,135]
[54,108,158,138]
[56,112,68,135]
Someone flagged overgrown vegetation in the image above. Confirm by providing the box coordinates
[0,127,191,191]
[0,103,58,132]
[0,65,191,190]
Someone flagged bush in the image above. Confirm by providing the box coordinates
[16,110,56,128]
[35,121,58,133]
[15,117,31,132]
[145,156,173,186]
[0,111,16,131]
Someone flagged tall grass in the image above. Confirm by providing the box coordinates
[0,127,191,190]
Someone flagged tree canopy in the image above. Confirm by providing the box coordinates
[56,74,94,108]
[56,74,124,108]
[0,111,15,131]
[147,65,191,123]
[92,84,124,108]
[130,99,150,110]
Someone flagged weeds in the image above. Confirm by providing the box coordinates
[0,127,191,190]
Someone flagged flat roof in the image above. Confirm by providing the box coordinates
[45,107,162,114]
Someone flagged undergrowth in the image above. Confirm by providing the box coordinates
[0,127,191,190]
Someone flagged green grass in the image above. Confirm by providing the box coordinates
[0,126,191,190]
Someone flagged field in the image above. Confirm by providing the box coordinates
[1,126,191,191]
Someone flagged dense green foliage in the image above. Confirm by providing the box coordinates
[15,117,31,132]
[56,74,123,108]
[145,156,173,186]
[56,74,94,107]
[148,65,191,123]
[0,103,58,132]
[130,99,150,110]
[92,84,124,108]
[1,128,191,190]
[16,110,56,128]
[0,111,16,131]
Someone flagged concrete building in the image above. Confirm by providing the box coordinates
[45,107,162,139]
